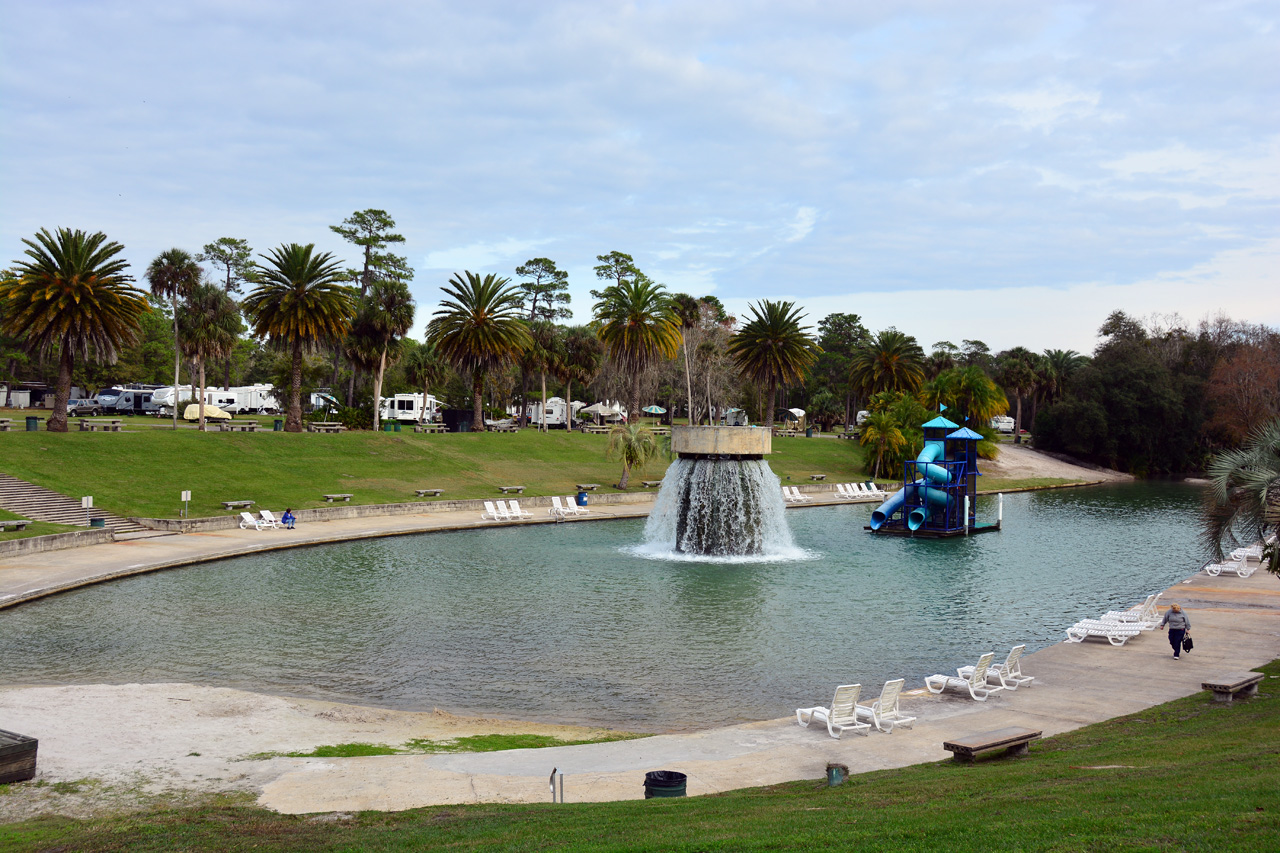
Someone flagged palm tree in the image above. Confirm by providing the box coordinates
[242,244,356,432]
[726,300,821,429]
[669,292,701,423]
[606,422,660,488]
[145,248,202,429]
[997,347,1041,444]
[1041,349,1088,403]
[859,410,907,480]
[519,320,563,432]
[922,365,1008,426]
[593,277,680,422]
[402,340,447,425]
[357,279,415,431]
[557,325,604,427]
[849,329,926,400]
[179,283,240,429]
[0,228,149,432]
[427,271,531,431]
[1201,417,1280,575]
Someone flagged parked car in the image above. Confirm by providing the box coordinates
[66,398,102,417]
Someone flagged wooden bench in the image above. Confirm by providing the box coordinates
[220,421,259,432]
[0,728,38,784]
[1202,672,1265,703]
[942,727,1041,762]
[576,484,601,491]
[221,500,255,510]
[809,474,827,481]
[414,489,444,497]
[413,424,447,433]
[0,520,31,532]
[323,493,353,502]
[641,480,664,488]
[498,486,525,494]
[79,419,123,432]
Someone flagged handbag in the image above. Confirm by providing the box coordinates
[1182,634,1194,652]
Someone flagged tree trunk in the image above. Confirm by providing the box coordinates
[419,374,430,425]
[171,293,180,430]
[630,372,641,427]
[765,376,777,429]
[197,356,207,431]
[223,355,232,391]
[372,349,386,431]
[286,341,304,432]
[540,371,548,432]
[1013,394,1023,444]
[618,461,631,489]
[682,337,693,427]
[471,370,486,431]
[47,347,72,432]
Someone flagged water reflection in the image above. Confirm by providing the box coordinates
[0,482,1204,731]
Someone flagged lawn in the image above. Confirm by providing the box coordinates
[3,661,1278,850]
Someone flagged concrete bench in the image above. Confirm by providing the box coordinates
[576,484,601,491]
[323,493,353,502]
[942,727,1041,762]
[498,486,525,494]
[79,420,122,432]
[641,480,664,488]
[809,474,827,481]
[414,489,444,497]
[221,500,255,510]
[0,520,30,532]
[0,419,11,432]
[1202,672,1265,703]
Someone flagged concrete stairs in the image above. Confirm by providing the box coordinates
[0,473,147,534]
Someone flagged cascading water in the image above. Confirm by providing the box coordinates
[642,456,797,557]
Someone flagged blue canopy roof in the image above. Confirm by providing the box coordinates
[947,427,984,440]
[922,416,960,429]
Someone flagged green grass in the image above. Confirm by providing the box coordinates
[244,732,650,761]
[0,507,80,541]
[4,662,1279,850]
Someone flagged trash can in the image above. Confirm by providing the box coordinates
[25,416,40,431]
[89,518,106,529]
[805,427,813,438]
[643,770,686,799]
[273,419,283,431]
[826,763,849,786]
[383,422,395,432]
[576,491,588,507]
[394,422,401,432]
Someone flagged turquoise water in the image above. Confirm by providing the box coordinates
[0,482,1204,731]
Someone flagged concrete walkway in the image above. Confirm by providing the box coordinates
[2,501,1277,815]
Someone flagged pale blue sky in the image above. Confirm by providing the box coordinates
[2,1,1277,352]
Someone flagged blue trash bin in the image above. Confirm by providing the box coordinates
[576,491,588,506]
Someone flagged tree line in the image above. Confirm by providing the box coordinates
[2,218,1276,480]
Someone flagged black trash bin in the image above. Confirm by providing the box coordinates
[643,770,686,799]
[805,426,813,438]
[25,416,40,431]
[273,419,283,431]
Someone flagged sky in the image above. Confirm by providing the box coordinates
[2,0,1278,354]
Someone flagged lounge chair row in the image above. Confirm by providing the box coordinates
[834,482,887,500]
[480,500,534,521]
[1203,535,1274,578]
[549,496,589,518]
[782,486,811,503]
[1065,592,1162,645]
[797,644,1034,739]
[239,510,291,530]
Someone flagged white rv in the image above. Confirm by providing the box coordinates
[380,393,439,423]
[227,384,280,415]
[152,386,235,416]
[522,397,583,428]
[990,416,1015,434]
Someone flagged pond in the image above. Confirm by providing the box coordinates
[0,482,1204,731]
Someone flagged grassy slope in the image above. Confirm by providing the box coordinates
[0,428,871,519]
[4,661,1278,851]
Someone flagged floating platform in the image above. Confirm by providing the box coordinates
[865,521,1002,538]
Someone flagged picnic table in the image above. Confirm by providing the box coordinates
[576,483,601,491]
[0,519,30,532]
[221,500,255,510]
[308,422,345,433]
[220,421,259,432]
[580,425,611,434]
[649,426,671,435]
[79,419,123,432]
[491,425,519,433]
[773,429,800,437]
[498,486,525,494]
[414,488,444,497]
[413,424,447,433]
[322,493,353,502]
[0,418,11,431]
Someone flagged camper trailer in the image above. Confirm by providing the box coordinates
[226,384,280,415]
[990,415,1015,434]
[380,393,439,423]
[521,397,583,428]
[152,386,235,416]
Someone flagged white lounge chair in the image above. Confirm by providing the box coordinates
[1102,593,1162,629]
[925,652,1003,701]
[481,501,508,521]
[960,644,1034,690]
[1064,619,1141,646]
[1204,557,1257,578]
[855,678,916,732]
[796,683,871,738]
[562,495,588,516]
[866,481,887,497]
[259,510,283,529]
[549,496,569,517]
[836,483,861,501]
[239,511,265,531]
[786,487,812,502]
[507,499,533,519]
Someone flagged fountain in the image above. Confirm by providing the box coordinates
[642,425,796,557]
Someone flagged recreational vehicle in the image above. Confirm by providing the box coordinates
[380,393,439,423]
[521,396,583,428]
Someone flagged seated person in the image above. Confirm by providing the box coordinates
[281,508,296,530]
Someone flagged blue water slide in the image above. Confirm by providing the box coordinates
[869,441,952,530]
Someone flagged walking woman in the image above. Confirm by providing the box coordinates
[1159,603,1191,659]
